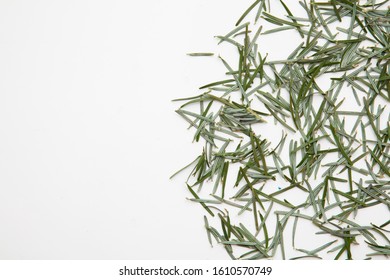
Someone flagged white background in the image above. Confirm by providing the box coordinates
[0,0,388,260]
[0,0,260,259]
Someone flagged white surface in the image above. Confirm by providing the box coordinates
[0,0,251,259]
[0,0,387,260]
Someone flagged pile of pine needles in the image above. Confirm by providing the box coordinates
[172,0,390,260]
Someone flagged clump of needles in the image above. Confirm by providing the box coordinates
[172,0,390,259]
